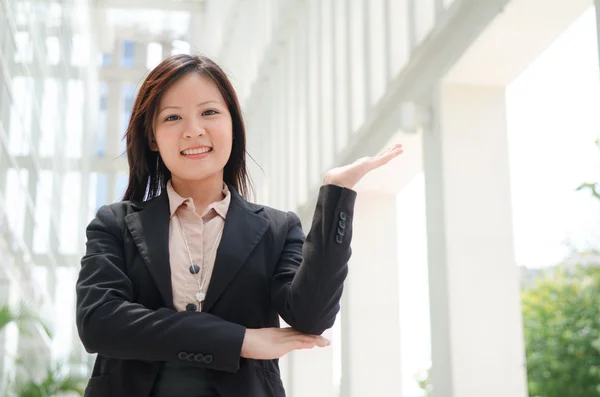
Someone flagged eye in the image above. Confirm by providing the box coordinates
[165,115,181,122]
[202,109,219,116]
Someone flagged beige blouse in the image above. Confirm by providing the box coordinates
[166,180,231,312]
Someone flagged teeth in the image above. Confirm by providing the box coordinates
[182,147,211,155]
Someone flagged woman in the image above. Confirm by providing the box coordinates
[75,54,402,397]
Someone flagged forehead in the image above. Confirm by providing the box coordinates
[160,72,224,104]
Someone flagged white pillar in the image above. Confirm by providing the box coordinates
[596,0,600,74]
[341,192,402,397]
[423,83,528,397]
[286,329,335,397]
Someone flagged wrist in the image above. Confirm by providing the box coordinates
[323,176,346,188]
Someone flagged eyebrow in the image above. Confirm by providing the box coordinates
[159,100,221,113]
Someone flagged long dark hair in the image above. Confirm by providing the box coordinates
[121,54,252,202]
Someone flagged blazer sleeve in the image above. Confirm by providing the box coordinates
[270,184,357,335]
[75,205,246,373]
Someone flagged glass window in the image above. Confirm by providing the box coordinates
[47,3,62,29]
[9,76,33,156]
[147,42,163,69]
[46,37,60,65]
[6,168,28,241]
[307,0,321,186]
[96,82,108,157]
[121,84,136,156]
[415,0,435,45]
[286,39,297,210]
[296,20,308,205]
[14,31,33,63]
[172,40,190,55]
[33,170,52,254]
[334,0,349,152]
[39,78,58,157]
[389,0,410,78]
[320,0,335,171]
[368,0,386,105]
[349,0,366,133]
[101,53,112,67]
[87,173,98,220]
[122,39,135,68]
[114,174,128,202]
[65,79,83,158]
[59,172,81,254]
[95,173,108,209]
[71,34,89,67]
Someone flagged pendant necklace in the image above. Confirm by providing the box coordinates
[177,215,224,303]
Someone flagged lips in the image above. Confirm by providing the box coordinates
[181,147,212,155]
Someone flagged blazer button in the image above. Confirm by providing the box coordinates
[338,219,346,229]
[337,227,345,236]
[194,353,205,363]
[335,234,343,244]
[204,355,213,364]
[178,352,188,360]
[339,211,347,221]
[186,353,196,362]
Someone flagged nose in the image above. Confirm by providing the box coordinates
[183,120,205,138]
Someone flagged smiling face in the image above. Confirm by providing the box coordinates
[151,72,233,185]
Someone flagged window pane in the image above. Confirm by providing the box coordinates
[114,174,128,202]
[46,37,60,65]
[65,79,83,158]
[40,78,58,157]
[334,0,349,151]
[368,0,386,105]
[349,0,366,133]
[6,169,28,241]
[147,42,163,69]
[122,40,135,68]
[59,172,81,254]
[33,171,52,254]
[9,77,33,156]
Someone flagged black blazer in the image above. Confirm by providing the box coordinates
[75,184,357,397]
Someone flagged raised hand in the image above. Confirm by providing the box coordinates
[241,327,330,360]
[323,144,403,189]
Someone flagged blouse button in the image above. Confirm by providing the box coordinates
[186,303,197,312]
[189,264,200,274]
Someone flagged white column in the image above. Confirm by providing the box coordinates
[286,328,335,397]
[596,0,600,74]
[423,83,528,397]
[342,192,402,397]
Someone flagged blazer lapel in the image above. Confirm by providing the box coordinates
[202,186,269,313]
[124,192,174,310]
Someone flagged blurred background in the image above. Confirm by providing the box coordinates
[1,0,600,396]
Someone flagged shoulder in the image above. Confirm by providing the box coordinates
[249,202,302,236]
[89,196,158,231]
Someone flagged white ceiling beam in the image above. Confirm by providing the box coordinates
[96,0,204,12]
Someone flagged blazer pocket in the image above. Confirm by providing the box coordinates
[250,361,283,387]
[84,374,111,397]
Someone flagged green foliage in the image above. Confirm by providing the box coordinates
[13,368,86,397]
[521,264,600,397]
[575,138,600,201]
[0,304,52,338]
[0,305,86,397]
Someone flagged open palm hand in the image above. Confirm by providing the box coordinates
[323,144,403,189]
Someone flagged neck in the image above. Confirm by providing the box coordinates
[170,173,225,214]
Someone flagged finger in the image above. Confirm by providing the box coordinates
[314,337,330,347]
[290,336,318,351]
[371,147,403,168]
[376,143,402,157]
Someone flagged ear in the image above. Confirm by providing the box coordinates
[149,136,159,151]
